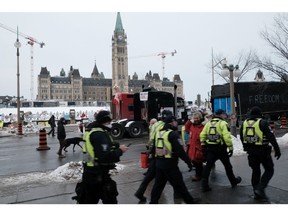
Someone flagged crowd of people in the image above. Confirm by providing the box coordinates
[71,105,281,204]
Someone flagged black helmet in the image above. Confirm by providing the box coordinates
[161,110,172,120]
[249,106,262,116]
[96,110,112,124]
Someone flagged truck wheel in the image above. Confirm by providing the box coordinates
[128,122,144,138]
[110,123,124,140]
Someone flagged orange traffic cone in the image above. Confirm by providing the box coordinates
[18,123,23,136]
[36,128,50,151]
[280,115,287,128]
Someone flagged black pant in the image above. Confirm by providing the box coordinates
[247,146,274,190]
[202,146,237,187]
[192,161,203,177]
[48,125,55,136]
[135,158,156,197]
[82,170,118,204]
[150,164,194,204]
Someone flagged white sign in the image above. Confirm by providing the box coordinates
[140,92,148,101]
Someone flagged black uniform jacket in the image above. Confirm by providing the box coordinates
[152,123,191,169]
[240,114,280,152]
[88,122,123,165]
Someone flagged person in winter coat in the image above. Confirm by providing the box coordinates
[185,111,205,181]
[134,110,172,202]
[200,109,242,192]
[81,110,129,204]
[47,115,56,137]
[240,106,281,200]
[150,115,196,204]
[57,117,66,158]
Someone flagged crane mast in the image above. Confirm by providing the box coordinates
[0,23,45,100]
[157,50,177,79]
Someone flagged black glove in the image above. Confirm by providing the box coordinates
[188,163,193,172]
[275,149,281,160]
[227,150,233,157]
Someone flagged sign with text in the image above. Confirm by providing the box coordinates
[140,92,148,101]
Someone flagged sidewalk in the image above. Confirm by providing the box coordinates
[1,147,288,204]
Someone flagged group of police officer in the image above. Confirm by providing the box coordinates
[75,105,281,204]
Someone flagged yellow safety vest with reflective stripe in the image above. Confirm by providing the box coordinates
[200,118,233,150]
[150,121,164,141]
[154,129,173,158]
[82,127,114,167]
[242,119,268,145]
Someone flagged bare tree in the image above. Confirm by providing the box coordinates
[257,14,288,82]
[212,49,258,83]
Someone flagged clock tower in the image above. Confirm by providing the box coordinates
[112,12,128,95]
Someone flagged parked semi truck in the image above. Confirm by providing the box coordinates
[211,81,288,121]
[110,87,187,140]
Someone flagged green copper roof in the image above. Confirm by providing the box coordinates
[60,68,65,77]
[115,12,124,33]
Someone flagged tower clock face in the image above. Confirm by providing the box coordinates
[118,35,123,40]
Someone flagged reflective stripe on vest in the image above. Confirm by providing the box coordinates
[206,119,222,144]
[154,129,173,158]
[82,127,113,167]
[149,121,164,141]
[242,119,267,145]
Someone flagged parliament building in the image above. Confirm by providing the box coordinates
[37,13,184,103]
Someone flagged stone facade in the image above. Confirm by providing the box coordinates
[37,13,183,102]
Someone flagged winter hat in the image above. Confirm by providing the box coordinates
[249,106,262,116]
[96,110,112,124]
[161,110,172,120]
[164,115,177,124]
[215,109,226,115]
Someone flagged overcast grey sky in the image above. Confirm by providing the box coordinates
[0,1,284,102]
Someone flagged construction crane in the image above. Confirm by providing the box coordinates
[129,49,177,79]
[0,22,45,101]
[157,50,177,79]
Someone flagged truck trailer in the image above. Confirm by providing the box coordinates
[211,81,288,121]
[110,87,186,139]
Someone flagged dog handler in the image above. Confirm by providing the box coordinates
[80,110,129,204]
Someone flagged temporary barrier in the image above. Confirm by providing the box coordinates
[18,123,23,136]
[140,152,149,169]
[280,115,287,128]
[36,128,50,151]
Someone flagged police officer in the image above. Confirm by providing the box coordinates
[200,109,241,192]
[81,110,129,204]
[150,115,196,204]
[134,110,172,202]
[240,106,281,200]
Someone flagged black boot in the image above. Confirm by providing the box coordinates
[134,189,147,202]
[201,178,212,192]
[231,176,242,188]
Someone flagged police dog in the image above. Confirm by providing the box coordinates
[63,137,84,152]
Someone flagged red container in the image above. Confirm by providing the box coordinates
[140,152,149,168]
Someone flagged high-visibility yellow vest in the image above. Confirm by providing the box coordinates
[149,121,164,141]
[0,121,3,128]
[242,119,268,145]
[82,127,114,167]
[154,129,173,158]
[206,119,223,144]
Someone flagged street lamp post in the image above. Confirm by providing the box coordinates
[14,27,22,136]
[221,60,241,137]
